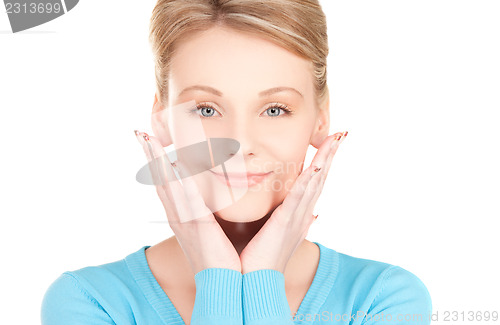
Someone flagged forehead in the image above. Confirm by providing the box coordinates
[169,26,313,100]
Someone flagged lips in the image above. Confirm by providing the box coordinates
[209,170,272,187]
[210,171,271,178]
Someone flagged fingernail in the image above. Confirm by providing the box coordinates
[339,131,348,144]
[135,130,144,145]
[311,165,322,176]
[171,160,182,176]
[143,133,150,142]
[330,134,342,149]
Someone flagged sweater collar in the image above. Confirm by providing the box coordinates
[125,242,339,325]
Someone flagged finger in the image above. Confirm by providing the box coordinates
[319,131,346,185]
[294,164,324,224]
[274,134,338,225]
[285,134,338,195]
[259,133,345,226]
[149,135,203,226]
[144,133,214,225]
[305,131,348,223]
[291,133,342,220]
[136,131,191,226]
[173,159,215,224]
[274,164,318,224]
[135,130,175,190]
[293,132,346,225]
[310,133,342,170]
[140,132,177,187]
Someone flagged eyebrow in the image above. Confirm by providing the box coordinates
[178,85,304,98]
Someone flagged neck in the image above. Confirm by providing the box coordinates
[214,210,274,255]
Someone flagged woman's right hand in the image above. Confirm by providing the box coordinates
[135,130,242,274]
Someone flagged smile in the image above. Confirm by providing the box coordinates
[208,170,272,188]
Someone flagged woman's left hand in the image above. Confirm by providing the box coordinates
[239,131,347,274]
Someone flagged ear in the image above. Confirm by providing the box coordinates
[309,90,330,149]
[151,92,173,147]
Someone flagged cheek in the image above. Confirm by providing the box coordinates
[270,112,316,146]
[270,127,312,170]
[260,164,304,195]
[267,143,308,194]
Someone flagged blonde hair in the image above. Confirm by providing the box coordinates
[149,0,329,109]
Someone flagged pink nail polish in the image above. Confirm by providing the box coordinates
[311,166,322,176]
[331,135,341,149]
[339,131,348,144]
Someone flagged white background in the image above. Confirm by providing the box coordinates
[1,1,499,324]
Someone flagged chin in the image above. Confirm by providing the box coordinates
[214,202,271,223]
[195,172,287,223]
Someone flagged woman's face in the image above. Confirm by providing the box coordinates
[163,26,328,223]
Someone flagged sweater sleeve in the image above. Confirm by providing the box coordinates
[361,266,432,325]
[41,273,115,325]
[242,269,294,325]
[191,268,243,325]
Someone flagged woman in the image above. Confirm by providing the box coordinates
[41,0,432,324]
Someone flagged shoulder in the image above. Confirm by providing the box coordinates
[338,251,431,302]
[41,247,148,325]
[360,264,432,325]
[318,244,432,325]
[41,271,114,325]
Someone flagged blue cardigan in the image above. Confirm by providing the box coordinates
[41,242,432,324]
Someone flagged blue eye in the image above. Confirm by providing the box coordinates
[191,102,293,118]
[200,106,216,117]
[192,103,221,118]
[265,107,283,117]
[266,107,280,117]
[263,103,293,117]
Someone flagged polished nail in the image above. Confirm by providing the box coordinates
[311,166,322,177]
[339,131,348,144]
[135,130,144,145]
[330,134,342,149]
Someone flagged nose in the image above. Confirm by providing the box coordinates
[227,118,256,157]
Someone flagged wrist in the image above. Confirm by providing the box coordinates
[242,269,292,322]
